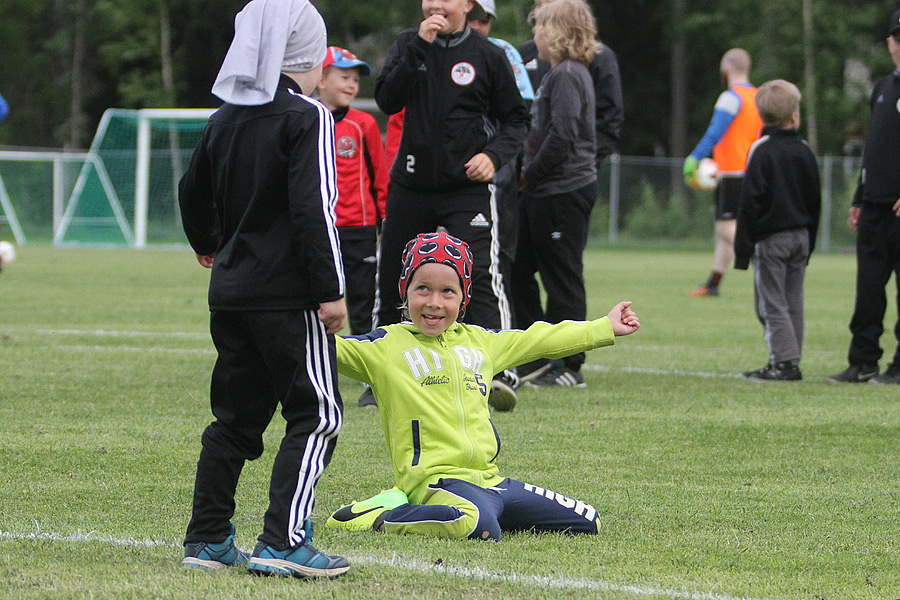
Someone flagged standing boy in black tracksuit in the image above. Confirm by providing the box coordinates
[373,0,527,334]
[829,10,900,384]
[734,79,820,382]
[178,0,348,578]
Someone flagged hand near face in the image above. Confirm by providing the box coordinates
[419,14,448,43]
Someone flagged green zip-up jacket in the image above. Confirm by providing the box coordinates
[336,318,615,504]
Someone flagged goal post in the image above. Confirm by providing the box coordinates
[54,108,214,247]
[134,109,215,247]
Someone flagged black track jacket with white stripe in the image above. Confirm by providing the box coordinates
[179,75,345,311]
[375,27,528,192]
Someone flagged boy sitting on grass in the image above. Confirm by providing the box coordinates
[326,231,639,540]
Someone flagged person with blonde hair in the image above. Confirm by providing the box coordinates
[734,79,820,381]
[510,0,601,388]
[518,0,623,171]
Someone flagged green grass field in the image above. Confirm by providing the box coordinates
[1,245,898,600]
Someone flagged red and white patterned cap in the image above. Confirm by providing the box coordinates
[398,232,473,310]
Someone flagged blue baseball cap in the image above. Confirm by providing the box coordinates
[323,46,371,76]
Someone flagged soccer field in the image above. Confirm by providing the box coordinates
[1,245,897,600]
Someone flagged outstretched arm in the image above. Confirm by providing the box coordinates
[607,301,640,336]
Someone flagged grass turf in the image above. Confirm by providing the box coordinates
[0,245,898,600]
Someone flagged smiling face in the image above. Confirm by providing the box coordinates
[422,0,474,34]
[316,66,361,111]
[406,262,462,336]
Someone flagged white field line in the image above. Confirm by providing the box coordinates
[57,344,215,355]
[0,528,796,600]
[37,329,207,339]
[38,330,738,380]
[583,364,742,379]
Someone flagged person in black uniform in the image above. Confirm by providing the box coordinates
[178,0,350,578]
[734,79,821,382]
[372,0,528,407]
[829,10,900,385]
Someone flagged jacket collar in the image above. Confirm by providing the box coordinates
[332,106,350,123]
[399,320,461,338]
[761,125,799,137]
[278,73,305,95]
[434,26,471,48]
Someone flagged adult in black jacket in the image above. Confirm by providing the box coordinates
[829,11,900,384]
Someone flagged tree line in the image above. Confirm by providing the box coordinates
[0,0,895,156]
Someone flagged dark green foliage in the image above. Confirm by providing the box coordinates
[0,0,896,154]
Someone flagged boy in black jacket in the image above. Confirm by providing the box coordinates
[735,79,821,381]
[178,0,349,579]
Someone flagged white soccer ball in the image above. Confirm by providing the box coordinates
[0,241,16,266]
[695,158,719,191]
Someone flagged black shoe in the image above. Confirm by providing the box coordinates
[870,362,900,384]
[524,364,586,388]
[827,364,878,383]
[489,373,518,412]
[741,361,801,382]
[516,358,550,383]
[357,387,377,407]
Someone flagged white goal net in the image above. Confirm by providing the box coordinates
[54,108,214,247]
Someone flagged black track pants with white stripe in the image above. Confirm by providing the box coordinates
[185,309,343,550]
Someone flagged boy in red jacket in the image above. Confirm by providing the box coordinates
[317,46,390,335]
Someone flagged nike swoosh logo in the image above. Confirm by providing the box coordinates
[332,506,379,522]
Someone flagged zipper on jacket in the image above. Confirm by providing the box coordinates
[443,334,475,467]
[411,419,421,466]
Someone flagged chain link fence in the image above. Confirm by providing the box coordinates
[0,148,862,252]
[590,154,861,252]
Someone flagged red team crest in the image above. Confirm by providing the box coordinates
[451,62,476,86]
[336,135,357,158]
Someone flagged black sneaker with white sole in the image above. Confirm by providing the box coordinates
[489,373,518,411]
[741,361,801,381]
[870,362,900,384]
[524,364,585,388]
[516,358,551,383]
[827,364,878,383]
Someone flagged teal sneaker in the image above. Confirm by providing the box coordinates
[325,487,408,531]
[246,540,349,578]
[182,523,249,570]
